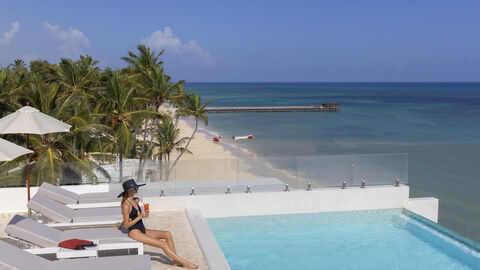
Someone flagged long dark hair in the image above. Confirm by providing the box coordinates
[121,190,130,205]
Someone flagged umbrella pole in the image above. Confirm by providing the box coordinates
[26,134,30,201]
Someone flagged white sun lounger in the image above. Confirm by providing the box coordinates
[0,240,150,270]
[38,182,121,206]
[28,193,122,228]
[5,215,143,256]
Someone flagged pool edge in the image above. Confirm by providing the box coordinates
[403,209,480,252]
[185,208,232,270]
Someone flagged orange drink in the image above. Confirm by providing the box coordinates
[143,203,149,216]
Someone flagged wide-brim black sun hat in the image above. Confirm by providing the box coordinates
[117,179,146,198]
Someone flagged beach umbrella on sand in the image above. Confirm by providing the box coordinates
[0,105,71,200]
[0,138,33,161]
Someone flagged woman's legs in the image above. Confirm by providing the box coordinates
[145,229,176,253]
[129,229,198,269]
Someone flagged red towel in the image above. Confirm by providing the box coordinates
[58,239,95,250]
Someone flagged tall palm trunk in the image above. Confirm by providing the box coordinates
[118,141,123,181]
[132,129,137,157]
[98,138,104,164]
[170,117,197,173]
[173,114,180,131]
[143,107,159,170]
[72,101,78,156]
[138,118,149,167]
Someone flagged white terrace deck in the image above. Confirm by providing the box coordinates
[0,210,208,270]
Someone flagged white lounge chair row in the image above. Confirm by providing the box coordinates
[1,183,151,270]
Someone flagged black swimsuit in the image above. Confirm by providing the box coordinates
[127,200,146,234]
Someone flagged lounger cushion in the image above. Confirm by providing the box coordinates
[61,227,127,241]
[50,255,151,270]
[27,193,74,223]
[72,207,122,223]
[0,240,150,270]
[5,215,61,247]
[6,216,131,249]
[0,240,49,270]
[28,194,121,223]
[78,192,121,204]
[38,182,120,205]
[38,182,79,204]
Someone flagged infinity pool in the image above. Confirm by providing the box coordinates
[207,209,479,270]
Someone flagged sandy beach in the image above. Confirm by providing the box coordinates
[144,106,264,183]
[158,105,243,162]
[172,118,239,161]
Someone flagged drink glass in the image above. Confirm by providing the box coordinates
[143,203,149,217]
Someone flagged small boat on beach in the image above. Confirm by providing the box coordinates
[233,134,254,140]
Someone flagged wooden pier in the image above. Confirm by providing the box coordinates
[205,102,339,113]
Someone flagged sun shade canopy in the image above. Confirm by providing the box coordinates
[0,106,71,135]
[0,138,33,161]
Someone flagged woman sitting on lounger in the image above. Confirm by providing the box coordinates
[119,179,199,269]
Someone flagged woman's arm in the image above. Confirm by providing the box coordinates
[121,202,144,229]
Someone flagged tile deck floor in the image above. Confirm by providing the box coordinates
[0,209,208,270]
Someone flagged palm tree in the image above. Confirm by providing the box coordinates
[122,46,168,169]
[154,114,190,161]
[0,47,211,186]
[55,57,99,156]
[0,68,22,115]
[121,45,164,73]
[97,71,156,181]
[140,66,182,165]
[27,132,109,185]
[171,93,211,169]
[8,59,28,83]
[22,74,61,115]
[171,83,189,130]
[17,76,108,185]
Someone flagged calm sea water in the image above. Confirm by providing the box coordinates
[186,82,480,242]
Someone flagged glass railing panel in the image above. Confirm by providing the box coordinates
[0,162,26,187]
[101,162,120,183]
[296,155,354,188]
[52,161,105,185]
[0,160,110,187]
[138,159,172,182]
[173,158,239,195]
[133,160,174,196]
[237,156,297,192]
[352,153,408,186]
[121,159,138,180]
[0,153,410,192]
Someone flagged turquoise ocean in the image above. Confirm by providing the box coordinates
[186,82,480,242]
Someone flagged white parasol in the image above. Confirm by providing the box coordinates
[0,105,71,200]
[0,138,33,161]
[0,106,71,134]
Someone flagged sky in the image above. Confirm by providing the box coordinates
[0,0,479,82]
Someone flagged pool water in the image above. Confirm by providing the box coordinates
[207,209,480,270]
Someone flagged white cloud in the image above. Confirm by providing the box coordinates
[0,22,20,45]
[43,22,90,47]
[141,27,214,65]
[42,23,90,57]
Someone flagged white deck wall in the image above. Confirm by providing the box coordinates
[0,184,438,223]
[145,185,437,221]
[406,197,439,222]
